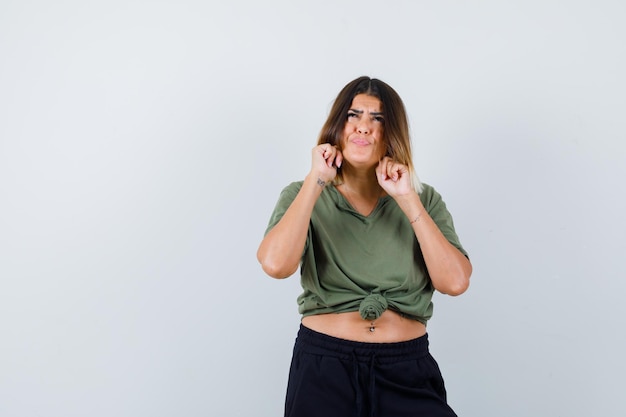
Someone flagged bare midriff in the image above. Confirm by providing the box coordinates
[301,310,426,343]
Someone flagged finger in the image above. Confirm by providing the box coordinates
[379,158,394,181]
[335,149,343,168]
[391,161,404,181]
[378,158,390,180]
[324,147,336,167]
[388,162,407,182]
[376,160,385,181]
[317,144,331,165]
[388,163,399,181]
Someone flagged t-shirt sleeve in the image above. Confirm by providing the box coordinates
[420,184,469,258]
[264,181,304,235]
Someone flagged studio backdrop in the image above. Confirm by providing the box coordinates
[1,1,625,416]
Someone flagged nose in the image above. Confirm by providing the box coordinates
[357,119,371,134]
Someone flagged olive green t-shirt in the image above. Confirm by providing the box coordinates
[265,181,468,325]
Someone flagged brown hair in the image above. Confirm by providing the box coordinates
[317,76,422,191]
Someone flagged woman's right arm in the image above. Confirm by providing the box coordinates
[257,144,341,279]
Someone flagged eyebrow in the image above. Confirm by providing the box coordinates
[348,108,384,116]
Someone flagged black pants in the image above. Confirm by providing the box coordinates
[285,325,457,417]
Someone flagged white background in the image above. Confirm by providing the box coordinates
[1,1,625,416]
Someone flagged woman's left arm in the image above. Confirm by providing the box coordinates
[396,192,472,295]
[377,158,472,296]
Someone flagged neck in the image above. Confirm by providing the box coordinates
[342,164,381,192]
[339,166,384,199]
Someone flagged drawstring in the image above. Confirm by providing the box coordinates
[352,351,362,417]
[369,353,377,417]
[352,351,378,417]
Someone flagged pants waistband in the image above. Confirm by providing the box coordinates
[295,324,430,363]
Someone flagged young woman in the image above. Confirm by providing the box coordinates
[257,76,472,417]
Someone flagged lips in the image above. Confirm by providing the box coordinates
[351,138,370,146]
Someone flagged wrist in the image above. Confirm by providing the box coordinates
[394,192,424,220]
[393,190,420,207]
[307,169,334,186]
[410,211,425,224]
[305,173,329,192]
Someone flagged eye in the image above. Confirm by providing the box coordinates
[347,112,359,119]
[374,116,385,123]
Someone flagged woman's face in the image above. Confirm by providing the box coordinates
[341,94,386,170]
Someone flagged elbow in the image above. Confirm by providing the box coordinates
[441,278,470,296]
[257,251,298,279]
[437,264,472,296]
[260,262,297,279]
[448,258,472,296]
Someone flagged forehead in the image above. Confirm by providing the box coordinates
[350,94,382,111]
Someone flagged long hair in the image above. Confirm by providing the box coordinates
[317,76,423,192]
